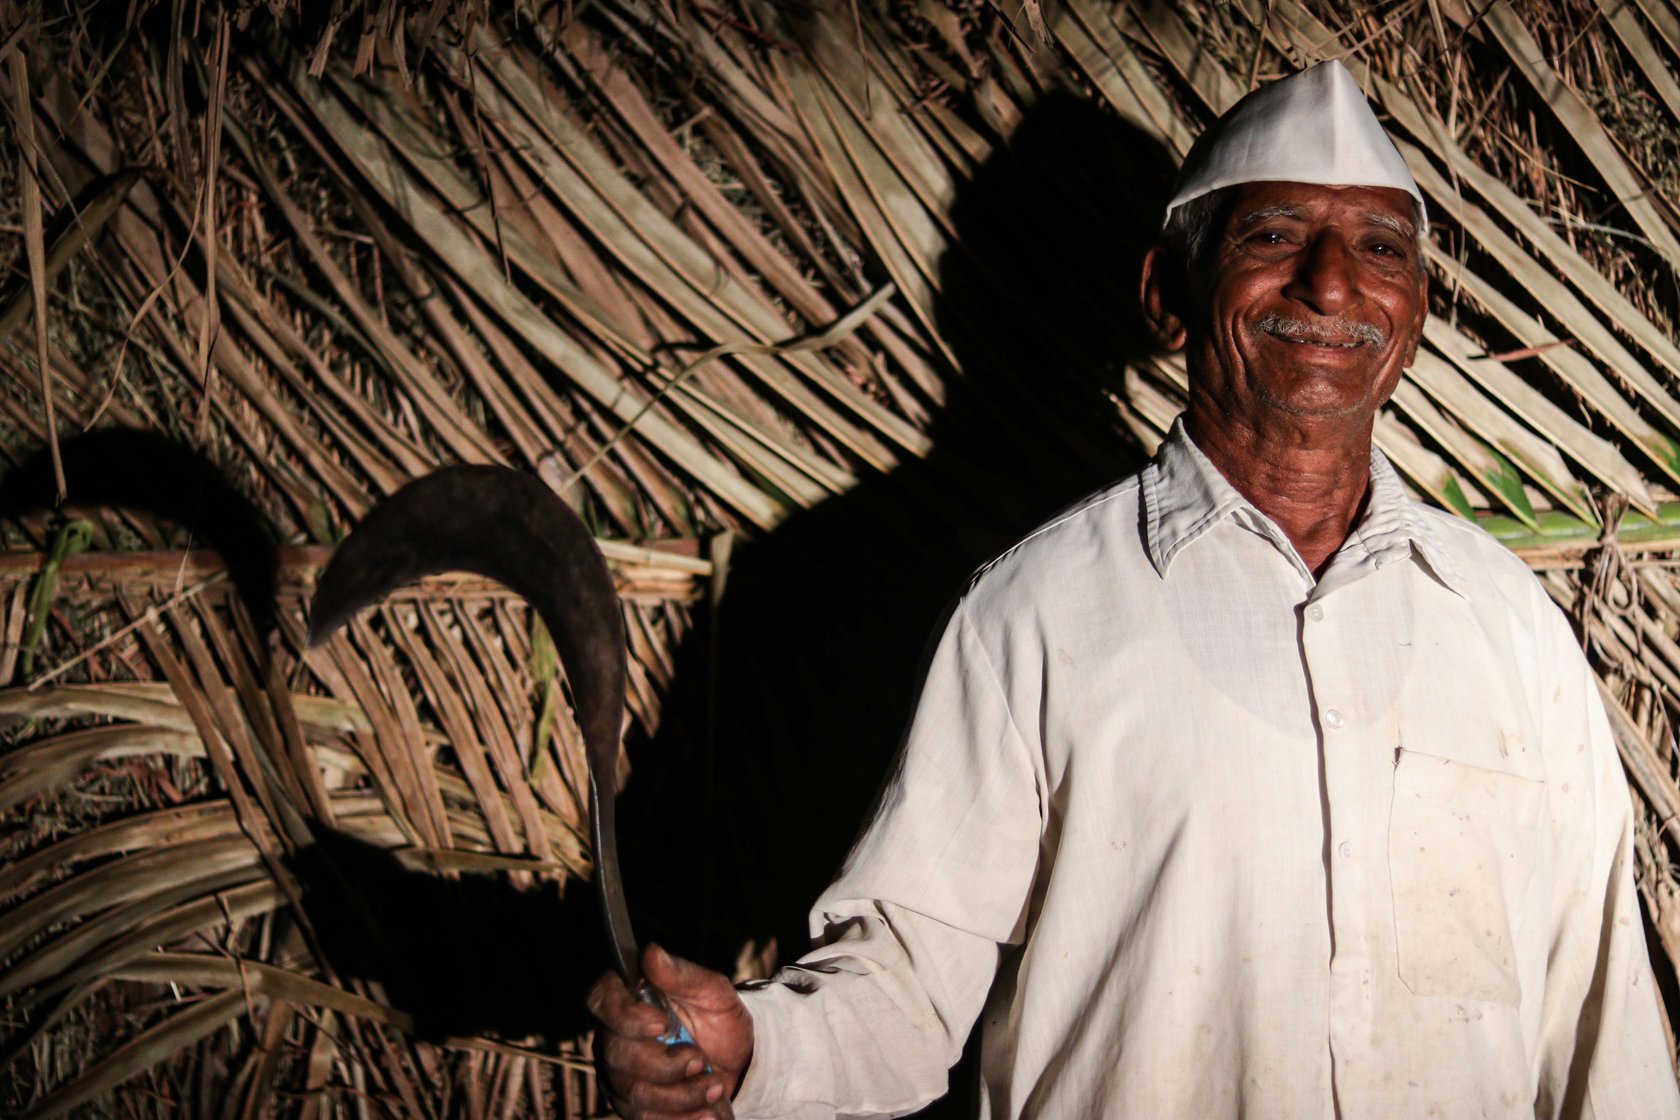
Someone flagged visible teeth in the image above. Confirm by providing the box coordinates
[1256,314,1384,348]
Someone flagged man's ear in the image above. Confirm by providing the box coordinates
[1402,267,1428,368]
[1140,246,1188,352]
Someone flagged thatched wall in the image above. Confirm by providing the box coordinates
[5,0,1680,1115]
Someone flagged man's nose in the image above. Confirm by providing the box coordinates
[1283,232,1357,314]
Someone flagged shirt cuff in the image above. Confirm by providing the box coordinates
[731,983,791,1118]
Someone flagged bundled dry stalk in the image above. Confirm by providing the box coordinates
[4,0,1680,1114]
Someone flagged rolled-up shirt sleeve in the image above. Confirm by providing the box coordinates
[733,600,1044,1119]
[1532,598,1679,1118]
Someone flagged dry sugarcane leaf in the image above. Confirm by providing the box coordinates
[0,167,141,347]
[0,681,375,737]
[450,604,572,818]
[1408,350,1588,524]
[381,603,525,857]
[566,24,874,367]
[1374,411,1481,518]
[771,53,954,365]
[448,288,647,534]
[0,802,238,902]
[214,263,418,496]
[8,48,64,500]
[296,1009,338,1120]
[1632,0,1680,61]
[28,99,369,524]
[1481,3,1680,269]
[1421,310,1657,511]
[1056,2,1196,156]
[274,72,786,529]
[459,40,922,469]
[343,614,455,849]
[1595,0,1680,126]
[1408,147,1680,484]
[221,113,509,470]
[109,951,413,1030]
[418,602,551,864]
[239,995,292,1120]
[1124,0,1248,115]
[1389,376,1543,525]
[803,17,964,247]
[100,210,372,522]
[328,52,831,496]
[0,867,278,1010]
[17,989,250,1120]
[0,834,263,969]
[154,604,310,849]
[0,724,204,816]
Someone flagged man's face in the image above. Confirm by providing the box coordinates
[1161,180,1427,433]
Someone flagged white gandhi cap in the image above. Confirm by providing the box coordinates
[1164,60,1427,232]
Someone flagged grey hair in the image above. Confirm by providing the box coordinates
[1160,189,1234,282]
[1159,187,1427,285]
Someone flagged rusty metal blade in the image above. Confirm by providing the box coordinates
[305,466,643,985]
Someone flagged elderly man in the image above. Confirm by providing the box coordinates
[588,62,1680,1118]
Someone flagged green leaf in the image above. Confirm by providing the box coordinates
[20,520,95,680]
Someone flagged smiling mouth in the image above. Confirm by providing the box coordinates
[1275,335,1365,349]
[1255,314,1385,350]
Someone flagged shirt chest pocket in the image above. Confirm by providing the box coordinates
[1388,750,1545,1006]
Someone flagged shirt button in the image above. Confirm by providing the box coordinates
[1307,604,1324,622]
[1323,707,1343,729]
[1338,841,1354,860]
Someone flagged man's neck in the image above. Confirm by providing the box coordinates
[1183,403,1374,578]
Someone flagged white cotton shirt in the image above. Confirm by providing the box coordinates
[732,419,1680,1120]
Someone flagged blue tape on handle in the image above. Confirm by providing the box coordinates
[660,1014,712,1072]
[641,988,710,1070]
[658,1019,698,1048]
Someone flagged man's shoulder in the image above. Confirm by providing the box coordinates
[962,473,1148,607]
[1412,501,1540,583]
[1407,500,1555,624]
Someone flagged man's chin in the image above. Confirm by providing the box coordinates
[1251,386,1382,422]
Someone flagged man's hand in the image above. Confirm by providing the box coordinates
[587,944,754,1119]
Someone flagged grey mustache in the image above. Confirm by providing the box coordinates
[1255,314,1385,347]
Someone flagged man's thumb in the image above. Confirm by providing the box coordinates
[643,943,716,998]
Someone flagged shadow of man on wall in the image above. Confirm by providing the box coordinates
[618,88,1178,1116]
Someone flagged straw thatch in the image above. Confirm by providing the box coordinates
[5,0,1680,1114]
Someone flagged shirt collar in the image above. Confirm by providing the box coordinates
[1140,417,1468,598]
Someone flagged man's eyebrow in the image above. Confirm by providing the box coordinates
[1362,210,1413,237]
[1236,205,1306,227]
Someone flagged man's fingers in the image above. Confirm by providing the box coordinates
[603,1033,707,1085]
[585,970,630,1020]
[615,1107,725,1120]
[647,1106,731,1120]
[617,1063,733,1118]
[586,972,670,1037]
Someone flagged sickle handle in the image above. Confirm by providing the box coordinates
[638,985,703,1053]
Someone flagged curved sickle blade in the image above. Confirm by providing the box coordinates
[306,466,644,986]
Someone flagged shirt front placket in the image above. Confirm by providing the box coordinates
[1315,539,1423,1109]
[1234,504,1406,1104]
